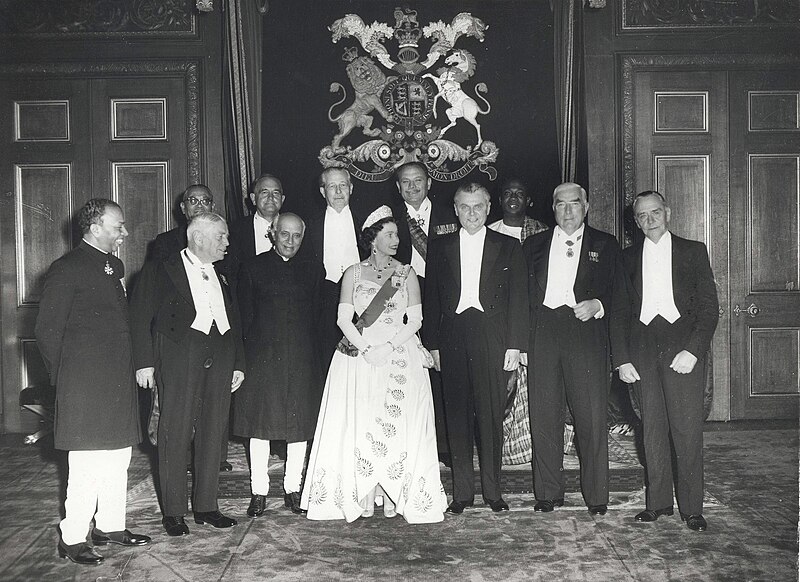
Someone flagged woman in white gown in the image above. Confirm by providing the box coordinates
[301,206,447,524]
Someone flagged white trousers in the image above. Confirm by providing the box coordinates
[249,439,306,495]
[60,447,132,545]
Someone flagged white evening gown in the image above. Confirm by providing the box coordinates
[301,264,447,523]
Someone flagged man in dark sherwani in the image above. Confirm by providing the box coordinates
[130,212,245,536]
[234,213,324,517]
[36,198,150,565]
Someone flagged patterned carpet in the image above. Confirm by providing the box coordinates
[203,431,646,499]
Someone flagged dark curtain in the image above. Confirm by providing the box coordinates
[260,1,561,226]
[553,0,583,184]
[222,0,264,221]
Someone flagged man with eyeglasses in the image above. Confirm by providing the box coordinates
[148,184,216,263]
[228,174,285,266]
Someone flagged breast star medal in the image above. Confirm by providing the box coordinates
[104,260,114,275]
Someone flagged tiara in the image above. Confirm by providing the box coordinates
[362,205,393,230]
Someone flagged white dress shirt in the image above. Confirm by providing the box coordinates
[405,198,432,277]
[253,212,275,256]
[455,227,485,314]
[543,224,584,309]
[181,248,231,334]
[640,230,681,325]
[323,206,360,284]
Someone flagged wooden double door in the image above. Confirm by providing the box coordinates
[0,69,192,433]
[633,64,800,419]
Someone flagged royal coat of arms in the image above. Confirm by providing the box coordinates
[319,8,499,182]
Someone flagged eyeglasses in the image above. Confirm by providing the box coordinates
[185,196,212,207]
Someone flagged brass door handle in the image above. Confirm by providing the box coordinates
[733,303,759,317]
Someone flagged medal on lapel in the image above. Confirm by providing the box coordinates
[104,260,114,275]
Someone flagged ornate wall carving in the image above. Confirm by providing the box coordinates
[0,61,200,183]
[0,0,196,37]
[622,0,800,29]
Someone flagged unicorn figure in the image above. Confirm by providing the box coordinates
[423,49,491,146]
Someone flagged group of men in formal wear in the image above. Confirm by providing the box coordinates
[36,163,718,564]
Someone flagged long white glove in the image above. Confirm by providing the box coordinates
[388,303,423,348]
[337,303,370,351]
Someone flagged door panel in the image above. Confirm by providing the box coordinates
[0,72,187,433]
[633,70,729,420]
[730,70,800,418]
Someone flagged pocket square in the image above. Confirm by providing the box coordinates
[589,251,600,263]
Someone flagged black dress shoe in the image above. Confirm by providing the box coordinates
[588,504,608,516]
[487,498,509,512]
[681,513,707,532]
[534,498,564,512]
[194,510,237,528]
[91,528,151,546]
[634,506,674,522]
[58,540,103,564]
[247,494,267,517]
[163,516,190,536]
[219,460,233,472]
[445,500,474,514]
[284,491,306,515]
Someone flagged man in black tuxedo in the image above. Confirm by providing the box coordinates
[618,190,719,532]
[146,183,233,471]
[304,167,366,365]
[227,173,284,266]
[130,212,245,537]
[525,182,628,516]
[392,162,458,465]
[36,199,150,564]
[424,182,528,514]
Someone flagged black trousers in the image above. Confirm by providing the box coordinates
[439,308,508,503]
[418,275,450,458]
[530,306,609,506]
[157,325,235,516]
[633,316,705,515]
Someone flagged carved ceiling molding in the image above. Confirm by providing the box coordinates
[622,0,800,30]
[0,0,197,37]
[620,53,800,216]
[0,61,201,184]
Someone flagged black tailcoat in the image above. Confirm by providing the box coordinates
[227,214,257,268]
[233,250,324,442]
[303,206,367,363]
[129,251,244,515]
[35,241,141,451]
[621,233,719,515]
[524,225,628,506]
[423,228,528,502]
